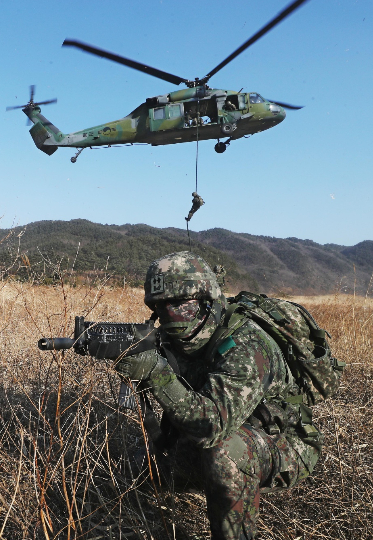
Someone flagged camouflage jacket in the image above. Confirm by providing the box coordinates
[146,318,302,449]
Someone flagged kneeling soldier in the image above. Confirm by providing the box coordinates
[116,251,322,540]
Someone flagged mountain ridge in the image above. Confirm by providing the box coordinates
[1,219,371,295]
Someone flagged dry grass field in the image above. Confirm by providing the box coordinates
[0,277,372,539]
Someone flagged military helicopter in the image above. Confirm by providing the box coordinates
[7,0,309,162]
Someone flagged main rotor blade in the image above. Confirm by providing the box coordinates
[6,104,27,111]
[6,99,57,111]
[63,39,189,86]
[202,0,310,83]
[30,85,35,102]
[268,99,303,110]
[36,98,58,106]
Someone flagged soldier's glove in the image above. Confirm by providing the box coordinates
[115,349,168,381]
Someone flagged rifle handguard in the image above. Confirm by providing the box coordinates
[123,328,158,356]
[88,328,157,359]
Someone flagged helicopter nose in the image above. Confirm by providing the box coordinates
[269,103,286,118]
[279,108,286,121]
[267,104,286,125]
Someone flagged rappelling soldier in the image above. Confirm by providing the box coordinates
[115,251,328,540]
[185,192,205,222]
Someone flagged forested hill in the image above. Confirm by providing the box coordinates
[1,219,372,295]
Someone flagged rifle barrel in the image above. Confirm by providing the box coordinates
[38,337,75,351]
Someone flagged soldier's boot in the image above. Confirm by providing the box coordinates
[129,444,153,479]
[129,442,173,486]
[211,532,253,540]
[238,526,254,540]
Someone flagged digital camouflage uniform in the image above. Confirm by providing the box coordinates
[117,252,322,540]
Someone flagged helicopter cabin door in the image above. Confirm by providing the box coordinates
[149,104,185,132]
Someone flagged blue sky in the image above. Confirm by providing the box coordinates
[1,0,372,246]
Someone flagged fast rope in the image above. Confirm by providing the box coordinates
[195,97,199,193]
[185,96,204,251]
[186,219,192,251]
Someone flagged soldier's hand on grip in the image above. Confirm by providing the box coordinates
[115,350,167,381]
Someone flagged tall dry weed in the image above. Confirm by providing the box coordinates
[0,276,372,539]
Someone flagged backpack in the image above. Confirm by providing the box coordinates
[207,291,345,407]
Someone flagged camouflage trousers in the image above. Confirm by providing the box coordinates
[165,424,321,540]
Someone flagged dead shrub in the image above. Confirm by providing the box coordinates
[0,280,371,539]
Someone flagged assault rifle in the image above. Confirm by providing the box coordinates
[38,316,157,409]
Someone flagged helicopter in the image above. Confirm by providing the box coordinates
[7,0,309,163]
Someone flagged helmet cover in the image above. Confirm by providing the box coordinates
[144,251,221,309]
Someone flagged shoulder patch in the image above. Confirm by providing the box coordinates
[218,336,236,355]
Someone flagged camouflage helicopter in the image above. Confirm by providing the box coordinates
[7,0,309,162]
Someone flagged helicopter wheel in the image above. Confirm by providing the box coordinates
[220,122,236,136]
[215,142,227,154]
[71,157,77,163]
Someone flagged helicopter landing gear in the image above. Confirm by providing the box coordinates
[220,122,237,136]
[215,141,227,154]
[71,147,84,163]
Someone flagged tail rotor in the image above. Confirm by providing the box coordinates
[6,85,57,125]
[6,84,57,110]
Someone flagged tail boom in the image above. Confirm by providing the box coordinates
[24,106,62,156]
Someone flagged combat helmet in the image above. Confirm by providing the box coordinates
[144,251,221,308]
[144,252,224,348]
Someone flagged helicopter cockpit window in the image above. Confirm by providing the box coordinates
[154,107,166,120]
[169,104,182,118]
[249,93,264,104]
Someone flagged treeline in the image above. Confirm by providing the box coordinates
[1,219,372,294]
[0,220,257,290]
